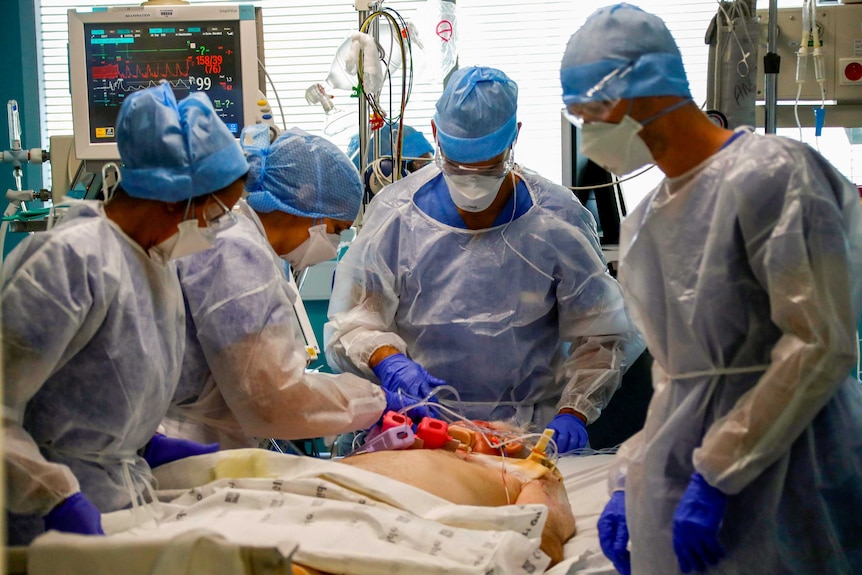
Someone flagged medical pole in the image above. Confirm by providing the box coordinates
[356,0,373,192]
[763,0,779,134]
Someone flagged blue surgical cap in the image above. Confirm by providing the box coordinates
[433,66,518,164]
[560,3,691,105]
[116,82,248,201]
[346,123,434,169]
[242,125,363,221]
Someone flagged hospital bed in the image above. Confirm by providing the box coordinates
[8,451,617,575]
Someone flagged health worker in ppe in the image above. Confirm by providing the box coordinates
[326,65,644,452]
[347,122,435,175]
[163,125,395,449]
[2,81,244,544]
[560,4,862,574]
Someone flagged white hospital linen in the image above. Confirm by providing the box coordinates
[546,455,617,575]
[29,450,551,575]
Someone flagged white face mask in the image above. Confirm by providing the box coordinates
[281,224,340,271]
[149,220,216,263]
[443,173,507,212]
[580,115,655,176]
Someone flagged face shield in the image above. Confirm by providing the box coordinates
[562,62,635,127]
[202,193,238,236]
[435,146,515,178]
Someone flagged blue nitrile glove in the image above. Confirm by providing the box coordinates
[142,433,219,468]
[373,353,445,419]
[672,472,728,573]
[547,413,589,452]
[597,490,630,575]
[43,492,105,536]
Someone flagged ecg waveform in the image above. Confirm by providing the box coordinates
[94,77,193,94]
[84,20,243,141]
[91,59,193,81]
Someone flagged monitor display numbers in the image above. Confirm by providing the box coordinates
[84,20,244,143]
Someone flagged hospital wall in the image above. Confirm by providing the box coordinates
[1,0,42,257]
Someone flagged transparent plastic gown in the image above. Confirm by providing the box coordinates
[2,202,184,543]
[167,200,386,448]
[615,131,862,574]
[326,165,643,428]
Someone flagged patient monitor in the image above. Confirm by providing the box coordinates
[67,3,266,161]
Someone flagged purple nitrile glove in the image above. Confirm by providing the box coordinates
[373,353,445,419]
[142,433,219,469]
[597,490,631,575]
[672,472,728,573]
[547,412,589,453]
[43,492,105,536]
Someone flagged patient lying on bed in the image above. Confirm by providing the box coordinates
[338,447,576,568]
[153,420,577,575]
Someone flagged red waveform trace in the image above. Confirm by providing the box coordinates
[92,59,193,81]
[92,64,120,80]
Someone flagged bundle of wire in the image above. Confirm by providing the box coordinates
[342,385,563,463]
[356,7,415,178]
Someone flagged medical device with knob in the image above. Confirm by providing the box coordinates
[1,100,51,256]
[2,100,49,205]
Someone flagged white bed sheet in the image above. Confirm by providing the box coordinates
[548,454,617,575]
[26,450,617,575]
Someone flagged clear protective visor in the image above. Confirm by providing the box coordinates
[563,62,635,127]
[202,193,238,234]
[182,192,238,234]
[435,146,514,178]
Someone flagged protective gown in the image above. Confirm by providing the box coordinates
[615,131,862,573]
[2,201,184,544]
[326,164,643,428]
[165,200,386,449]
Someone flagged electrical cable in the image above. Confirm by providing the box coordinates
[258,58,288,132]
[357,7,414,178]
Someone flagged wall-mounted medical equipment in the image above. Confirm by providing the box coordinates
[706,1,759,130]
[1,100,50,248]
[67,4,267,161]
[755,2,862,127]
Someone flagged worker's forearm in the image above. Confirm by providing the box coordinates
[368,345,403,369]
[556,407,587,424]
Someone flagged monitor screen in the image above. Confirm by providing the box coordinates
[68,4,261,160]
[560,110,627,247]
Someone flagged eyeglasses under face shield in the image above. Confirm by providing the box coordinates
[202,193,237,233]
[181,192,238,235]
[563,62,635,127]
[435,146,515,178]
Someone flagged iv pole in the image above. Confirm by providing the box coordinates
[763,0,779,134]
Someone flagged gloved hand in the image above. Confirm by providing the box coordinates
[373,353,445,419]
[672,472,728,573]
[547,412,589,452]
[597,490,630,575]
[142,433,219,469]
[43,492,105,536]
